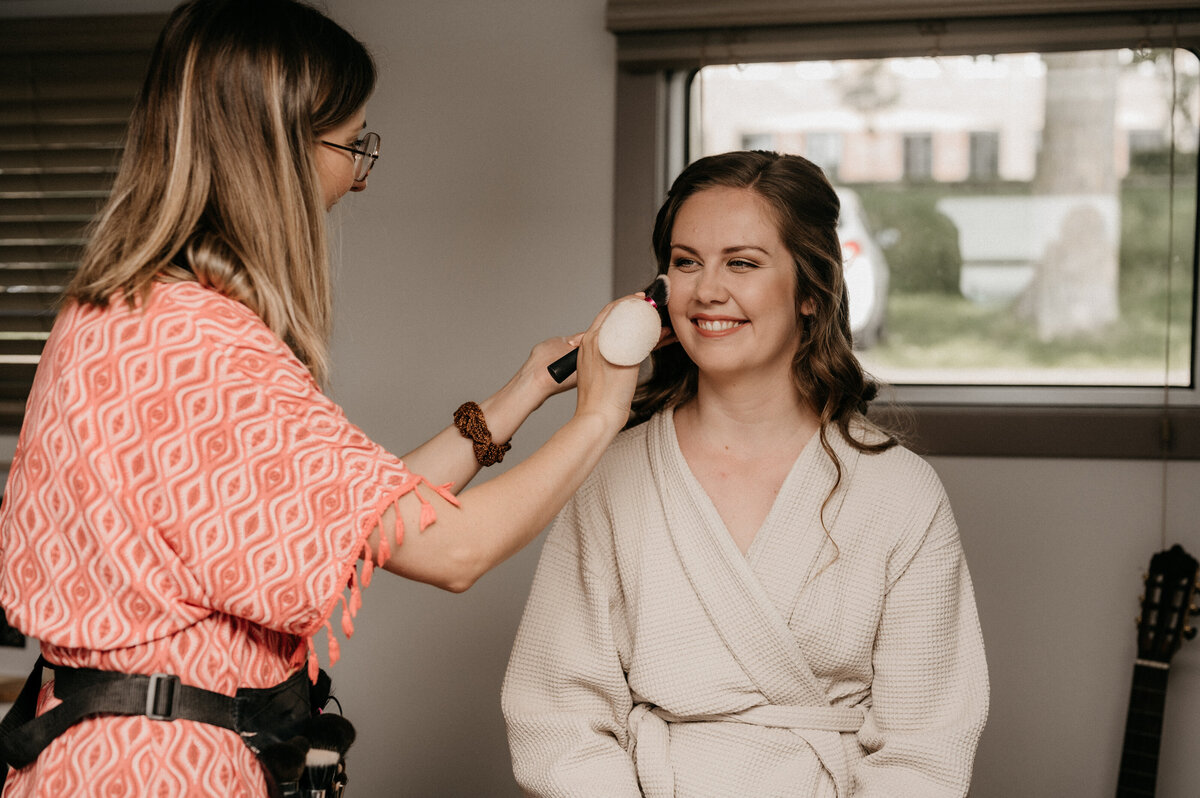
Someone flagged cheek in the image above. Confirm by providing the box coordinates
[315,150,353,206]
[666,289,690,330]
[754,280,802,335]
[315,158,335,198]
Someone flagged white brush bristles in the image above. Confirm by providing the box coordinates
[305,749,341,767]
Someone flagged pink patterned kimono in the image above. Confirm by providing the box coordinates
[0,281,452,796]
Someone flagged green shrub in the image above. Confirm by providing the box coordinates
[851,186,963,294]
[1119,177,1197,286]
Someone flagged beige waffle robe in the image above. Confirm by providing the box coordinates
[502,408,988,797]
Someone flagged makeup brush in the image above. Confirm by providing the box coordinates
[547,274,671,383]
[300,713,356,797]
[258,736,308,798]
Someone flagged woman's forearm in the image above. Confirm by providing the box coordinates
[373,295,641,591]
[399,333,577,493]
[374,409,619,591]
[399,366,549,495]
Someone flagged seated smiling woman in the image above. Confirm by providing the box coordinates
[502,150,989,798]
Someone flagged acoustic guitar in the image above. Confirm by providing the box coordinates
[1116,544,1199,797]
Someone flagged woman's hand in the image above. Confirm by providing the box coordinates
[516,335,581,402]
[401,296,645,499]
[571,295,643,434]
[510,292,658,411]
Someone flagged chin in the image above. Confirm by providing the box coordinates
[700,354,794,383]
[695,358,755,379]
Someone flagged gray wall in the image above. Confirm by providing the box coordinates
[3,1,1200,796]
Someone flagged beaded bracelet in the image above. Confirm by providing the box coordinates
[453,401,512,467]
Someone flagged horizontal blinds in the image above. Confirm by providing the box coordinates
[607,0,1200,32]
[0,15,164,430]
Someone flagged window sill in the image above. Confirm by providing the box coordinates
[871,403,1200,459]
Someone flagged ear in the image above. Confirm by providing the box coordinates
[800,297,816,317]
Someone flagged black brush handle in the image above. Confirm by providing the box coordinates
[547,348,578,384]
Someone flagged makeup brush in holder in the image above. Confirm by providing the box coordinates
[547,275,671,383]
[299,713,356,798]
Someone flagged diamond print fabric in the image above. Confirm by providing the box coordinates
[0,281,439,795]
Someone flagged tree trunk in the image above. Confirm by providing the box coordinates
[1022,50,1121,340]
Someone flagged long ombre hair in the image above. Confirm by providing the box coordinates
[630,151,898,472]
[68,0,376,385]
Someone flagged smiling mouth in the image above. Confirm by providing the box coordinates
[694,319,746,332]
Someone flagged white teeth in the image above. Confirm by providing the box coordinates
[696,319,743,332]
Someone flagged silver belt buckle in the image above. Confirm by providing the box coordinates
[145,672,180,721]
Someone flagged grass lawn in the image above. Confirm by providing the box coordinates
[853,178,1195,385]
[871,290,1190,370]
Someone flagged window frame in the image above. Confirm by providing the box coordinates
[612,9,1200,459]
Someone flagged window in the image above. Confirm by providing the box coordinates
[690,49,1198,391]
[902,132,934,180]
[740,132,775,150]
[806,132,844,180]
[969,131,1000,180]
[609,2,1200,458]
[0,14,164,432]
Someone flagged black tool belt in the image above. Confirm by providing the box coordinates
[0,656,350,797]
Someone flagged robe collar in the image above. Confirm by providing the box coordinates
[648,407,862,707]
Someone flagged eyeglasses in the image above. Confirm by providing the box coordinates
[320,130,381,182]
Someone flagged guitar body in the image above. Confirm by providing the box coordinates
[1115,544,1198,798]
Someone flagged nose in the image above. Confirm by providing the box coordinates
[350,176,368,193]
[694,264,728,304]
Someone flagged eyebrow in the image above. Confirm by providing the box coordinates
[670,243,770,256]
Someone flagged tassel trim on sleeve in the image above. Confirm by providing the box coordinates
[306,475,462,682]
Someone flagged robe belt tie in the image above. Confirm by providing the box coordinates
[629,703,865,798]
[649,703,866,732]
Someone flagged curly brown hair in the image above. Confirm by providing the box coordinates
[629,150,898,479]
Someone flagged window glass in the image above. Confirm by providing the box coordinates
[690,49,1200,389]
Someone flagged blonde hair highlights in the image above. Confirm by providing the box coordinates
[69,0,375,385]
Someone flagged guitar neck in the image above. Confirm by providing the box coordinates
[1116,662,1171,798]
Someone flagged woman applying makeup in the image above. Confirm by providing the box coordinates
[0,1,640,795]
